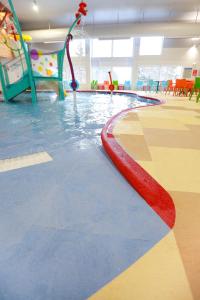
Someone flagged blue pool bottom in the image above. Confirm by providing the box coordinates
[0,92,169,300]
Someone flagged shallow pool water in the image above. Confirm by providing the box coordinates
[0,92,156,158]
[0,92,169,300]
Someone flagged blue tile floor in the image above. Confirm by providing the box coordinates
[0,92,169,300]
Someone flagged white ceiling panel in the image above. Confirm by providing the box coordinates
[5,0,200,30]
[143,9,171,22]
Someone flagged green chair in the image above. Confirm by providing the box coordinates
[189,77,200,102]
[91,80,98,90]
[113,80,119,90]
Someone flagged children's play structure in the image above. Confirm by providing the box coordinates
[66,2,87,91]
[0,0,87,103]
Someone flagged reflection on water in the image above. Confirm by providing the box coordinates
[0,92,156,158]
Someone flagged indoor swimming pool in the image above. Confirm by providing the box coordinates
[0,92,156,158]
[0,92,169,300]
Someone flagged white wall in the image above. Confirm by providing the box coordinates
[135,47,200,66]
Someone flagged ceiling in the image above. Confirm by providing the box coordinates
[9,0,200,30]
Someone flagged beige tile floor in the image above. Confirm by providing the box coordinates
[90,93,200,300]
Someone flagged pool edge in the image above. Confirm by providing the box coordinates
[101,93,176,229]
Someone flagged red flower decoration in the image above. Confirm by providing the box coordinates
[75,2,87,26]
[78,2,87,16]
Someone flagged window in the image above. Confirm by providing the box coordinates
[113,39,133,57]
[91,38,134,83]
[113,67,132,83]
[139,37,164,56]
[91,38,133,58]
[160,66,183,81]
[70,39,86,57]
[138,65,183,81]
[92,66,131,84]
[65,67,86,84]
[92,66,111,83]
[65,61,87,84]
[138,66,160,81]
[74,66,87,84]
[91,39,112,57]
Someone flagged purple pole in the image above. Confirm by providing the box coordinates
[66,34,78,91]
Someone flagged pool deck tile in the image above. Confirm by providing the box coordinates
[0,90,170,300]
[94,94,200,300]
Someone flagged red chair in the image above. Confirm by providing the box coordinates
[97,83,105,90]
[118,84,124,90]
[104,81,109,90]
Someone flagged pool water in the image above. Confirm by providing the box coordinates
[0,92,156,159]
[0,92,168,300]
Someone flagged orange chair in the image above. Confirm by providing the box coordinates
[173,79,187,96]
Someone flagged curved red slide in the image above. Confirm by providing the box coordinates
[101,97,176,229]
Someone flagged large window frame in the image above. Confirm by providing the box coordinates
[91,38,134,84]
[91,38,133,58]
[139,36,164,56]
[137,65,183,81]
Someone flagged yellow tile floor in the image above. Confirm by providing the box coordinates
[90,93,200,300]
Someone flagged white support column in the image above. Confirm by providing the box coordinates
[132,38,140,90]
[85,39,91,89]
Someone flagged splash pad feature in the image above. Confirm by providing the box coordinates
[66,2,88,91]
[108,71,115,92]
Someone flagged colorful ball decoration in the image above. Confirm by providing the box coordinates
[30,49,39,60]
[46,69,53,76]
[30,49,43,60]
[38,50,43,57]
[38,66,43,73]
